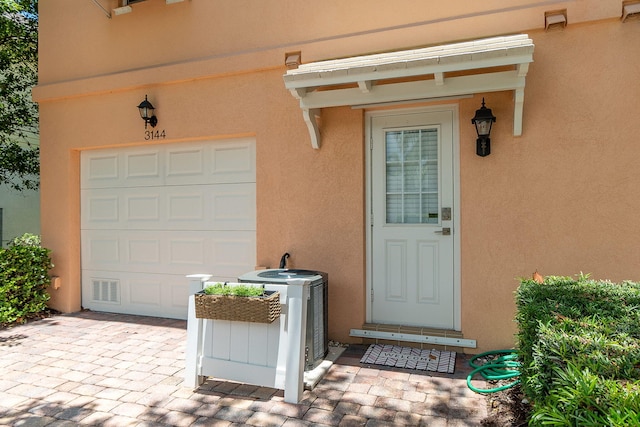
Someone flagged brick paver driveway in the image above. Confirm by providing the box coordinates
[0,312,487,426]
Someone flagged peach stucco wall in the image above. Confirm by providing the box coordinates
[459,20,640,349]
[36,1,640,352]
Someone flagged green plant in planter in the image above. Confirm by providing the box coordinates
[196,282,280,322]
[203,283,265,297]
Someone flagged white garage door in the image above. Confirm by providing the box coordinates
[80,138,256,319]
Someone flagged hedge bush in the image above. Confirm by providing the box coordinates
[515,274,640,426]
[0,234,53,326]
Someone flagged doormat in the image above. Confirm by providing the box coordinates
[360,344,456,374]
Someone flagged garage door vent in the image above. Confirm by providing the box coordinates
[92,279,120,304]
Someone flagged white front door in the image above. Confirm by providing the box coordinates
[369,109,456,329]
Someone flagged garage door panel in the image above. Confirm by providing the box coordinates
[81,139,256,319]
[128,238,161,264]
[82,140,256,189]
[166,147,205,178]
[168,237,206,266]
[121,148,163,188]
[127,194,162,222]
[82,154,119,187]
[125,151,161,181]
[210,234,257,277]
[82,229,255,276]
[89,237,121,264]
[82,271,191,320]
[167,193,204,222]
[82,230,124,272]
[129,279,162,306]
[83,230,206,274]
[85,195,120,223]
[163,139,255,186]
[82,183,255,231]
[82,149,164,189]
[82,189,162,228]
[208,139,256,184]
[209,183,256,230]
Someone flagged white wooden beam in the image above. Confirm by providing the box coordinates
[299,71,524,109]
[514,88,525,136]
[434,72,444,86]
[302,109,321,149]
[358,80,372,93]
[296,72,526,138]
[517,62,530,77]
[289,87,306,99]
[284,54,533,91]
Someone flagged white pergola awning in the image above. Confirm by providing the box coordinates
[283,34,534,148]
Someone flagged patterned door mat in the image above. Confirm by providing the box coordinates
[360,344,456,373]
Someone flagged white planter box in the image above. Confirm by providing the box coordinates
[184,276,310,403]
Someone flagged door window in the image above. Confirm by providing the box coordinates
[385,128,439,224]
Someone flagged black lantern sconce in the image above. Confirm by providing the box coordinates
[471,98,496,157]
[137,95,157,129]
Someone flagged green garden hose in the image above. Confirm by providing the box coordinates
[467,349,521,393]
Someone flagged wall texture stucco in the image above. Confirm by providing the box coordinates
[36,1,640,352]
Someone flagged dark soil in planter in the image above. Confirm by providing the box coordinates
[481,383,531,426]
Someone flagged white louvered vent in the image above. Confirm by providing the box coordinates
[92,279,120,304]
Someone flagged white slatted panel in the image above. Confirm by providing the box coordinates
[198,284,286,389]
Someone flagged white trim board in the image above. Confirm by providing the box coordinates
[350,329,477,349]
[364,105,462,333]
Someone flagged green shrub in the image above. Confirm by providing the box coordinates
[10,233,43,247]
[516,274,640,426]
[530,363,640,426]
[0,233,53,325]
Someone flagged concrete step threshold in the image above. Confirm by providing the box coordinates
[350,327,477,349]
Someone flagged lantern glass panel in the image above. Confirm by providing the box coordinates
[475,119,492,137]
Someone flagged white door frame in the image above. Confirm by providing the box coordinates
[365,105,461,331]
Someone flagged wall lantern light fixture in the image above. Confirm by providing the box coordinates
[137,95,157,129]
[471,98,496,157]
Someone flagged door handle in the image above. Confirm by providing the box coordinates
[434,227,451,236]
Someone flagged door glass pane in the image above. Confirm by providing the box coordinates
[385,128,438,224]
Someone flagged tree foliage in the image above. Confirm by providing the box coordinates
[0,0,39,191]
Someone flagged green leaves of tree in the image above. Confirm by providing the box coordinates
[0,0,39,191]
[0,140,38,190]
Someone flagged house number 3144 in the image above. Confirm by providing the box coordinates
[145,129,166,140]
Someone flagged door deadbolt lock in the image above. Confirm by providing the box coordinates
[435,227,451,236]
